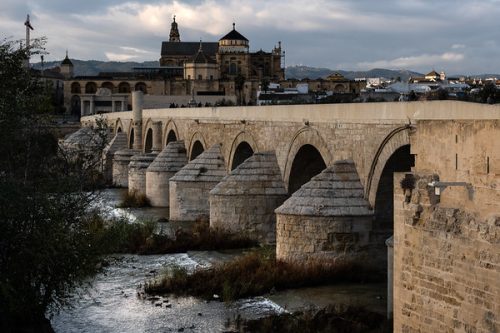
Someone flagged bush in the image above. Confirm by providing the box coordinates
[232,305,392,333]
[117,190,151,208]
[145,248,383,301]
[85,217,257,255]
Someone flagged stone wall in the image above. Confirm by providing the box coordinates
[411,120,499,218]
[210,194,285,244]
[170,180,219,221]
[128,153,157,196]
[393,172,500,333]
[276,214,373,262]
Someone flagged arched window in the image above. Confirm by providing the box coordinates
[135,82,147,94]
[229,63,237,75]
[118,82,131,93]
[71,82,81,94]
[85,82,97,94]
[102,81,114,92]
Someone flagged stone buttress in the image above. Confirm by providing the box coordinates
[169,144,226,221]
[128,152,158,196]
[275,159,373,262]
[209,151,287,244]
[113,148,139,187]
[102,132,128,184]
[146,141,188,207]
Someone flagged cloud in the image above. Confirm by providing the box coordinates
[1,0,500,74]
[105,46,156,61]
[356,52,465,70]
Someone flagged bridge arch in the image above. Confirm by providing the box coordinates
[228,131,258,170]
[366,126,412,207]
[283,127,332,193]
[128,127,134,149]
[142,118,155,153]
[163,120,180,146]
[114,118,124,135]
[366,127,414,232]
[188,132,206,160]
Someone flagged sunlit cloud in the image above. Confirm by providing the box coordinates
[356,52,465,70]
[1,0,499,73]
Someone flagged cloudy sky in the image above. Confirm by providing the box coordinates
[1,0,500,74]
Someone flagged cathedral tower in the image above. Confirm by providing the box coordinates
[169,16,180,42]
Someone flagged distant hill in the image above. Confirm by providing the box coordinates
[285,65,423,81]
[32,60,497,81]
[32,59,160,76]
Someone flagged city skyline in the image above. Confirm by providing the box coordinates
[1,0,500,74]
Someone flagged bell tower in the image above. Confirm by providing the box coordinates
[169,16,180,42]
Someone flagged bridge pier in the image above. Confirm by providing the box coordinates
[113,149,138,187]
[102,132,128,185]
[275,160,373,262]
[146,141,188,207]
[128,152,158,196]
[209,151,287,244]
[152,121,163,153]
[169,144,226,222]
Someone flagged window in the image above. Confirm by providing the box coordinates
[198,75,202,80]
[229,63,237,75]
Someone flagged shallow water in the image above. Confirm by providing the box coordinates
[51,252,256,333]
[51,188,386,332]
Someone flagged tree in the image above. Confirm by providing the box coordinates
[235,74,246,105]
[260,77,270,93]
[0,39,108,332]
[479,82,498,104]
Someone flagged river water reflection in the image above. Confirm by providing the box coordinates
[51,189,386,332]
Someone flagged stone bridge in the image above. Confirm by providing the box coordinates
[79,95,500,332]
[80,95,498,256]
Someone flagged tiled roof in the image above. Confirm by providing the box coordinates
[219,28,248,42]
[161,42,218,57]
[275,160,373,217]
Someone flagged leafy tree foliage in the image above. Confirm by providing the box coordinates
[0,39,108,331]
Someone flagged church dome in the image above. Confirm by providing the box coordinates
[218,23,249,53]
[219,23,248,42]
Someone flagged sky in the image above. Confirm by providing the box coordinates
[1,0,500,74]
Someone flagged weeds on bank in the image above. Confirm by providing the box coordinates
[117,190,150,208]
[230,304,392,333]
[86,214,256,255]
[144,248,384,301]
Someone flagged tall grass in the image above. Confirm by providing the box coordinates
[144,248,383,301]
[230,304,391,333]
[117,190,150,208]
[85,215,256,255]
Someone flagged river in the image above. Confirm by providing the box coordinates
[51,189,386,332]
